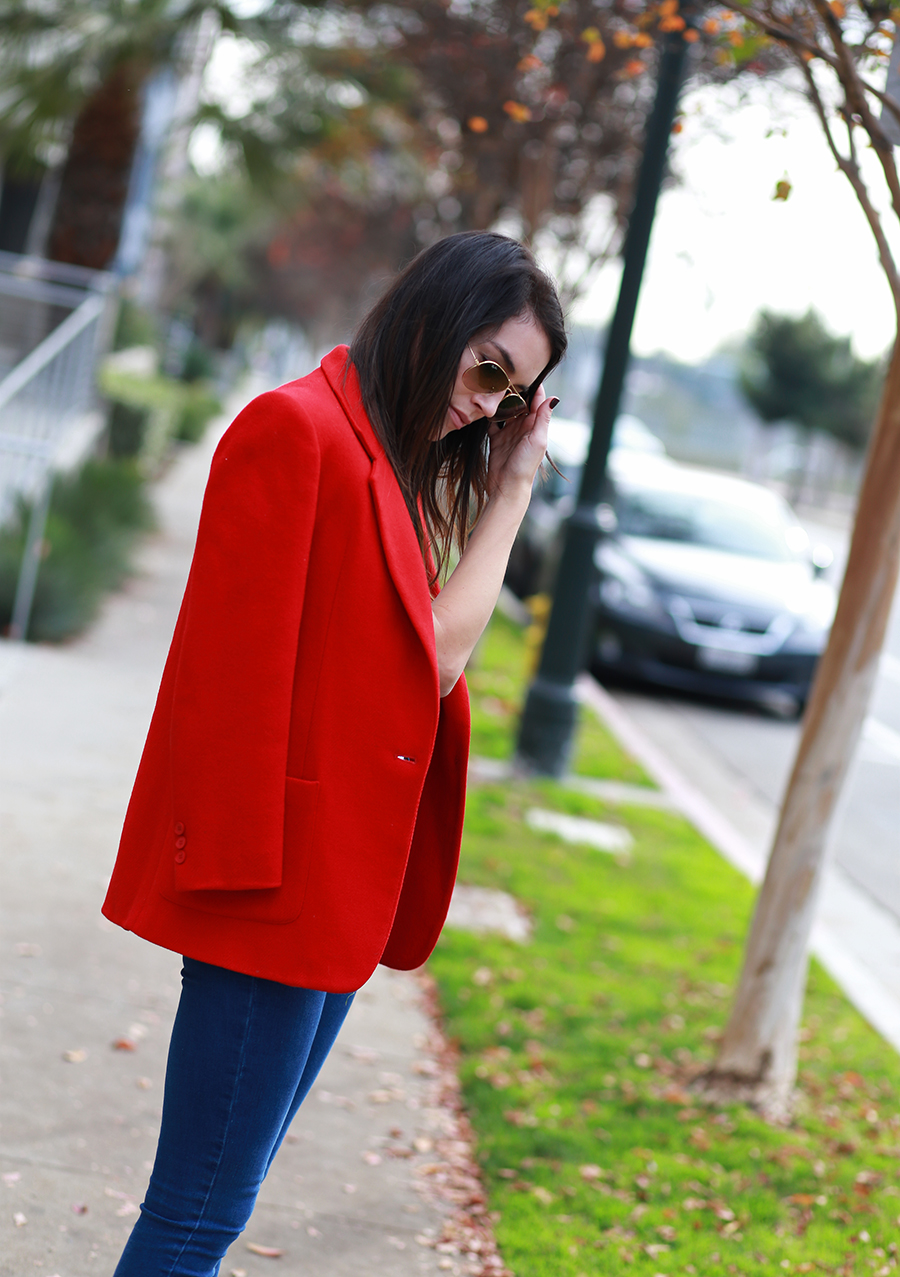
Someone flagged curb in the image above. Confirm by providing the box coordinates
[576,674,900,1057]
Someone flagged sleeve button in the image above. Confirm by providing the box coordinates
[175,835,187,850]
[174,850,186,864]
[174,822,186,836]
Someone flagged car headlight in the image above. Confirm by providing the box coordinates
[598,575,663,617]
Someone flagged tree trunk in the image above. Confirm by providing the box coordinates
[697,330,900,1122]
[47,58,149,270]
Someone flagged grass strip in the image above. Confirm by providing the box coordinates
[427,612,900,1276]
[466,610,653,786]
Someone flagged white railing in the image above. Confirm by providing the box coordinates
[0,254,117,640]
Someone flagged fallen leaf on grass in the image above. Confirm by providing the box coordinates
[62,1049,87,1064]
[71,1203,88,1214]
[13,1211,27,1226]
[246,1241,284,1257]
[112,1038,137,1052]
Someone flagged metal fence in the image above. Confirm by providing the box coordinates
[0,253,117,640]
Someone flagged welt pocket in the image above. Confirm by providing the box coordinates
[160,777,319,926]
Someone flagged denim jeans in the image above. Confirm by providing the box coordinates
[114,956,355,1277]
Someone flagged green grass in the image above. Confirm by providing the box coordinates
[431,615,900,1275]
[467,611,653,786]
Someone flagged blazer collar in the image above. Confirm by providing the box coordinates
[320,346,438,666]
[320,345,382,461]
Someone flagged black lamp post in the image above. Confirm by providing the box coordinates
[516,22,694,775]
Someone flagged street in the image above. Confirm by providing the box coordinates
[605,511,900,924]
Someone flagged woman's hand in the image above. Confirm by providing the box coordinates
[484,386,554,505]
[431,389,559,695]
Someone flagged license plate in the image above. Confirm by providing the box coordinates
[696,647,759,675]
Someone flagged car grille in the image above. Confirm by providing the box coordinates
[666,594,794,655]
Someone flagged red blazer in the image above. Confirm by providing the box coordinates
[102,347,470,993]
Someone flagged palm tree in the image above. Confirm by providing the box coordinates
[0,1,300,269]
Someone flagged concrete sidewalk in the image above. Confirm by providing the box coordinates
[0,396,484,1277]
[4,383,898,1276]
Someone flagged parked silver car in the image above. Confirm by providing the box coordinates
[505,417,836,711]
[591,456,836,709]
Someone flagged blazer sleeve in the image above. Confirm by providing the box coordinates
[168,388,322,893]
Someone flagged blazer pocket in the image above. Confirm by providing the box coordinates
[159,777,319,925]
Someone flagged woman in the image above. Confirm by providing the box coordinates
[104,230,567,1275]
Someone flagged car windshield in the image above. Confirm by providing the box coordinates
[616,486,800,561]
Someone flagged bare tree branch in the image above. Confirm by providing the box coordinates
[796,52,900,310]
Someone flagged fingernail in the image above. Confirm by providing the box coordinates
[548,397,560,410]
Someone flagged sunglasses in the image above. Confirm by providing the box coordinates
[462,347,530,422]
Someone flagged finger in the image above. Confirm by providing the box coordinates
[528,384,548,416]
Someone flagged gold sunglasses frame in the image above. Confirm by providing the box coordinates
[462,347,529,422]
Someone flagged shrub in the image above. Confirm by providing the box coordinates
[0,458,154,641]
[175,385,222,443]
[107,399,150,458]
[100,361,221,463]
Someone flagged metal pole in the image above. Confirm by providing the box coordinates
[9,467,54,641]
[517,22,693,775]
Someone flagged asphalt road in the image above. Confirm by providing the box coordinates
[606,512,900,924]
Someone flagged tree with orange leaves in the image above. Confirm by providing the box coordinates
[320,0,766,298]
[525,0,900,1121]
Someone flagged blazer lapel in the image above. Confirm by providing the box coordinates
[320,347,437,663]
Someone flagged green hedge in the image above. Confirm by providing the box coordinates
[0,458,154,641]
[100,363,222,465]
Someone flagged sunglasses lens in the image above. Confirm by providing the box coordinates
[492,392,528,420]
[462,361,510,394]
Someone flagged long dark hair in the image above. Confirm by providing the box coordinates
[349,231,567,583]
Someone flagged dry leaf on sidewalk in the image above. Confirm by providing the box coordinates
[246,1241,284,1257]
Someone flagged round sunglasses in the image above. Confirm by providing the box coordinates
[462,347,529,421]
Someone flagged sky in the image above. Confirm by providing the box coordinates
[570,77,900,365]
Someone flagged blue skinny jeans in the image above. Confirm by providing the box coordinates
[114,956,355,1277]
